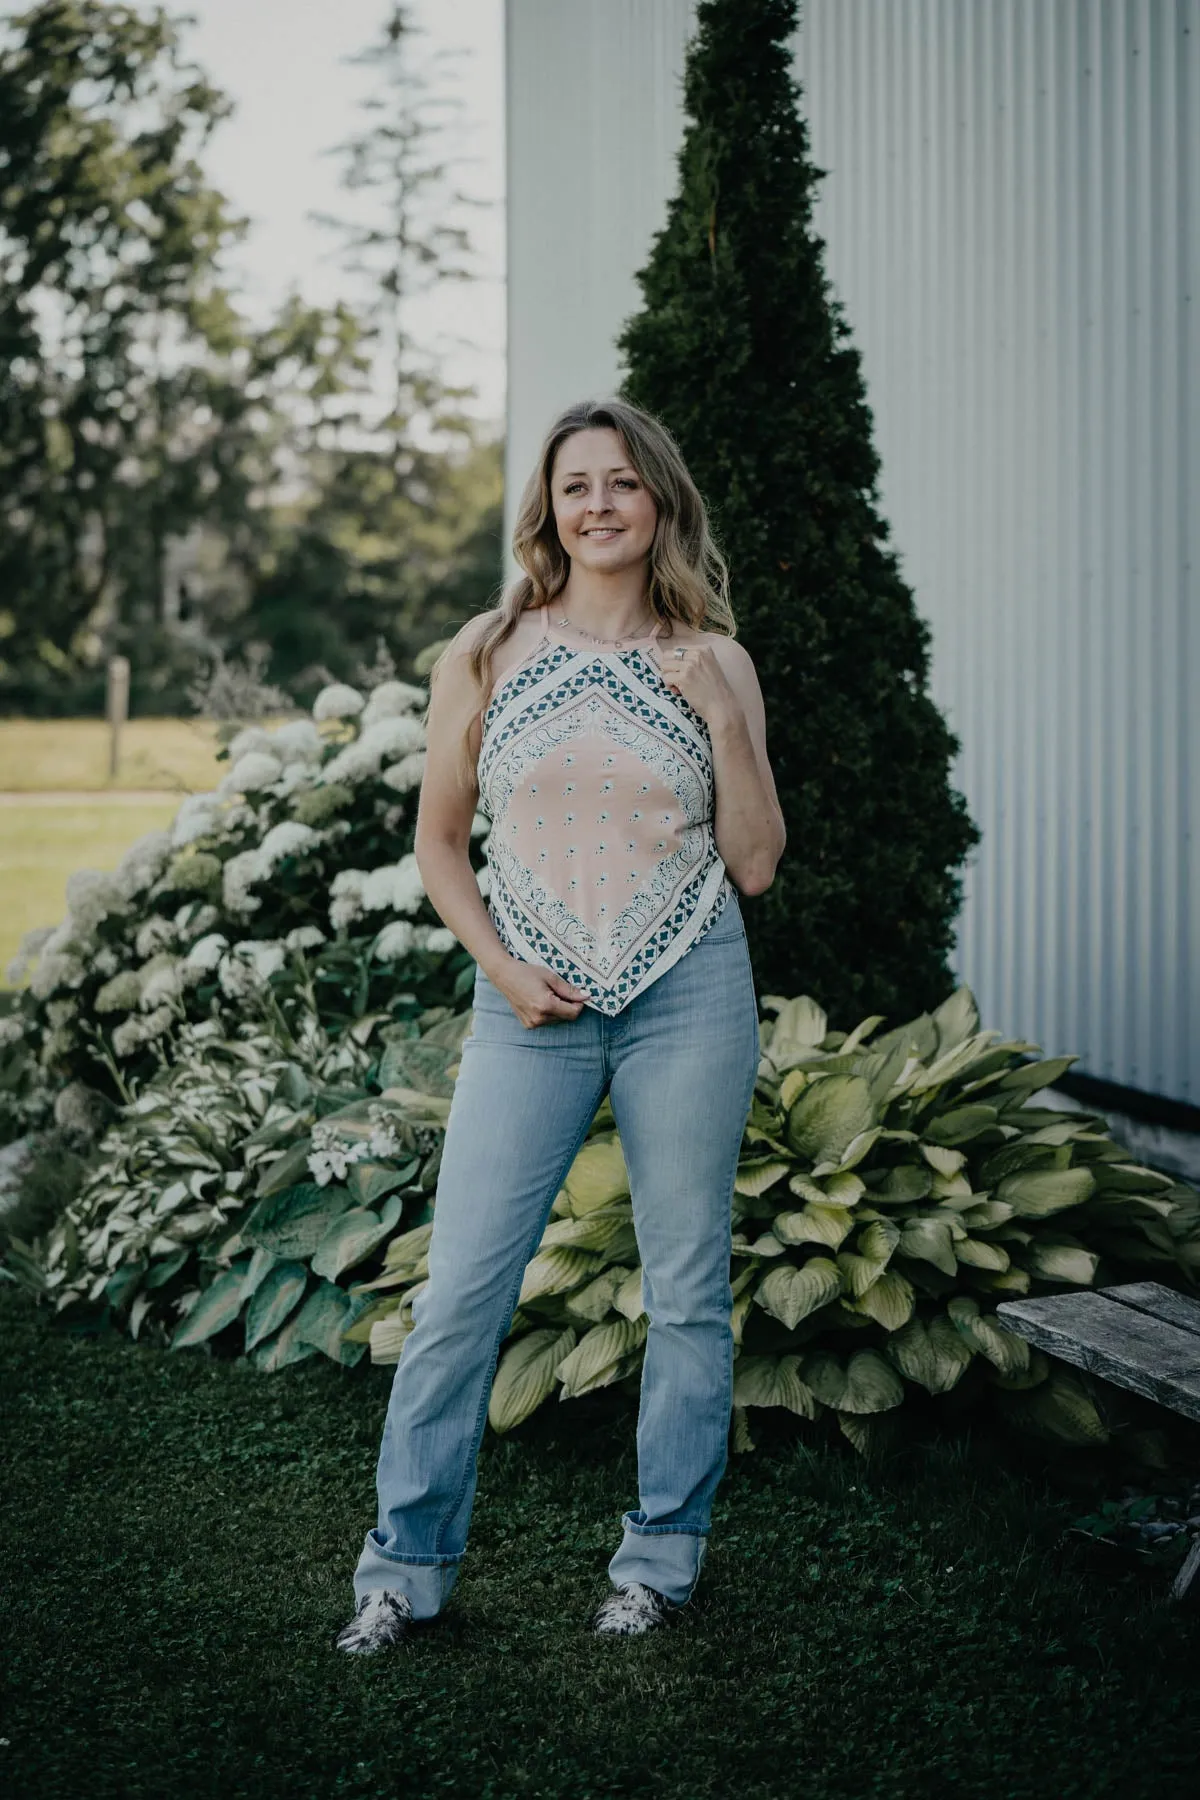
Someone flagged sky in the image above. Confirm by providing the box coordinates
[170,0,507,426]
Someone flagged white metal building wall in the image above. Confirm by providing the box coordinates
[504,0,1198,1104]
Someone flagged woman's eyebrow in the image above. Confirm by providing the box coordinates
[560,466,637,478]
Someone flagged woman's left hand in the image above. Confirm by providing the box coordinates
[654,642,742,728]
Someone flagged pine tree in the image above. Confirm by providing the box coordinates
[618,0,979,1024]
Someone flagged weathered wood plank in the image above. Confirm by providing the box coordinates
[996,1292,1200,1422]
[1170,1534,1200,1607]
[1101,1280,1200,1340]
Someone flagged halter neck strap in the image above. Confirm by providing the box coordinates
[542,612,665,650]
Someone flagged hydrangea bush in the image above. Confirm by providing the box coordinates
[1,672,482,1143]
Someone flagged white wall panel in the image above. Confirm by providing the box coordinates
[504,0,1199,1103]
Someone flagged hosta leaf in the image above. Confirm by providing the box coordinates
[518,1246,602,1305]
[773,1205,854,1251]
[1091,1162,1175,1195]
[931,986,981,1053]
[347,1162,414,1208]
[824,1170,867,1206]
[731,1287,754,1346]
[920,1144,967,1178]
[785,1075,875,1165]
[489,1327,579,1432]
[958,1201,1015,1232]
[254,1139,314,1199]
[857,1219,900,1264]
[612,1267,646,1322]
[144,1247,190,1290]
[563,1140,629,1214]
[239,1182,357,1258]
[767,996,828,1069]
[730,1406,756,1453]
[988,1346,1051,1390]
[954,1237,1011,1272]
[557,1316,648,1399]
[828,1127,883,1174]
[993,1055,1078,1099]
[885,1315,973,1394]
[803,1348,905,1414]
[244,1261,309,1351]
[1003,1368,1109,1444]
[947,1295,1029,1376]
[253,1309,322,1372]
[310,1194,404,1281]
[850,1268,915,1330]
[381,1220,434,1271]
[538,1204,633,1254]
[838,1251,888,1299]
[292,1279,365,1365]
[979,1139,1063,1186]
[564,1268,625,1323]
[923,1104,999,1146]
[241,1247,279,1300]
[897,1218,959,1277]
[875,1164,934,1204]
[779,1070,809,1112]
[996,1166,1096,1219]
[1023,1242,1100,1284]
[755,1257,842,1330]
[341,1297,402,1345]
[871,1010,939,1063]
[840,1013,886,1055]
[171,1266,246,1350]
[732,1353,818,1417]
[734,1159,791,1198]
[856,1041,913,1112]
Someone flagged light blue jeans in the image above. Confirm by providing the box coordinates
[352,895,761,1616]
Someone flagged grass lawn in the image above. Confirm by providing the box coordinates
[2,1287,1197,1800]
[0,716,233,794]
[0,798,179,982]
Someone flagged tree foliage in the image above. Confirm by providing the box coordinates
[617,0,979,1023]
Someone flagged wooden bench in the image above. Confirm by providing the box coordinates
[997,1281,1200,1603]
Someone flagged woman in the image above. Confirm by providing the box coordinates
[337,398,786,1652]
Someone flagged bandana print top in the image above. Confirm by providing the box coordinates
[476,613,735,1015]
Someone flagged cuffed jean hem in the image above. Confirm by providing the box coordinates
[353,1529,462,1619]
[606,1512,710,1606]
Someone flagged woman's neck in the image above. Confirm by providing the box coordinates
[553,569,654,639]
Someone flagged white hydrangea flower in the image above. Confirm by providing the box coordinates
[313,683,366,722]
[476,866,491,898]
[391,853,425,914]
[217,955,261,1001]
[0,1015,25,1048]
[271,759,317,797]
[171,793,223,848]
[135,917,176,959]
[222,849,267,916]
[6,924,54,986]
[367,1120,405,1159]
[111,1016,144,1058]
[53,1082,100,1135]
[115,831,172,901]
[320,738,385,786]
[329,869,366,930]
[380,751,427,793]
[227,725,275,762]
[139,960,184,1010]
[361,679,427,723]
[95,970,142,1014]
[30,951,86,999]
[259,820,319,867]
[232,939,287,981]
[139,1005,174,1044]
[357,715,425,760]
[371,920,415,961]
[222,751,283,795]
[91,946,119,978]
[423,927,457,953]
[285,925,327,952]
[269,719,324,763]
[470,811,490,839]
[174,902,220,942]
[184,933,228,974]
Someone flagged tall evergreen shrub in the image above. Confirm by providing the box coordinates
[618,0,979,1024]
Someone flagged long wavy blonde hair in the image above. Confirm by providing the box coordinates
[434,397,735,787]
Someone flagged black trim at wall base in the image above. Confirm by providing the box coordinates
[1053,1069,1200,1137]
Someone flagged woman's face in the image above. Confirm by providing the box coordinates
[549,427,658,574]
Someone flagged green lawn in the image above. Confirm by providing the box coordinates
[0,716,232,793]
[0,797,179,982]
[1,1287,1197,1800]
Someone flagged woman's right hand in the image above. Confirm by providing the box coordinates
[492,959,589,1029]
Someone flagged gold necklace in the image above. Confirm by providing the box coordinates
[551,608,657,649]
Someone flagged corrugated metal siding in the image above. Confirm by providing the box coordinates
[504,0,697,537]
[504,0,1198,1103]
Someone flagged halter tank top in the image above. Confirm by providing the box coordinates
[476,612,735,1015]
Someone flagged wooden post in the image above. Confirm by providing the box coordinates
[106,655,130,781]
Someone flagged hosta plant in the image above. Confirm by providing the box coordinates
[361,986,1200,1453]
[5,982,470,1374]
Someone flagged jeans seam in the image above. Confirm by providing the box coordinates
[432,1078,610,1559]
